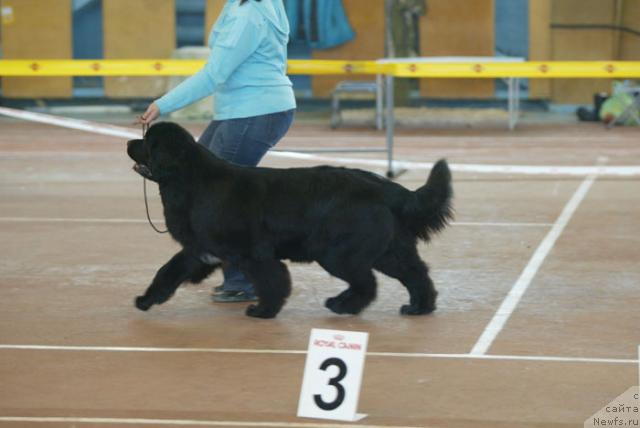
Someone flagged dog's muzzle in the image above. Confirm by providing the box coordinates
[133,163,153,180]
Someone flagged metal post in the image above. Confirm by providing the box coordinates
[385,73,396,178]
[514,77,521,128]
[384,0,395,58]
[376,74,384,130]
[508,77,515,131]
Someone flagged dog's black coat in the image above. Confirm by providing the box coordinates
[127,122,453,318]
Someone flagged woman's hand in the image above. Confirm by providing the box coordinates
[137,102,161,125]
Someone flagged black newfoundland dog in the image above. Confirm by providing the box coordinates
[127,122,453,319]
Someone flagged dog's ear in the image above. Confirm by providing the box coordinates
[146,128,188,181]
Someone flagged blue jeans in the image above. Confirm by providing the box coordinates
[197,109,295,293]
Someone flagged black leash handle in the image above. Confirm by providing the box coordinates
[141,123,168,234]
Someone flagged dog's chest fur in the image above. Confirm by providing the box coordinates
[160,182,195,247]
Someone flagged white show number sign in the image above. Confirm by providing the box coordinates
[297,329,369,421]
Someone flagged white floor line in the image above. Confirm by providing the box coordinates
[269,153,640,177]
[0,417,423,428]
[0,217,155,224]
[281,135,639,143]
[0,106,140,140]
[2,106,639,177]
[469,173,599,355]
[0,217,550,228]
[0,345,636,365]
[452,221,552,228]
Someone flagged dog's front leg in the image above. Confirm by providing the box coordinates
[135,250,220,311]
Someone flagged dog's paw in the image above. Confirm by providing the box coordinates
[325,296,347,314]
[400,303,436,316]
[135,295,153,311]
[325,296,362,315]
[245,304,278,319]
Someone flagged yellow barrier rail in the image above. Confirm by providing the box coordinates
[1,59,640,78]
[288,59,391,75]
[0,59,211,77]
[0,59,388,77]
[391,61,640,78]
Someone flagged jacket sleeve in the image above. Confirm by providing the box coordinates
[155,12,266,115]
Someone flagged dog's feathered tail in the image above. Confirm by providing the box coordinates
[402,159,453,241]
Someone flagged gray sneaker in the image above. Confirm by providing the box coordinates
[212,290,258,303]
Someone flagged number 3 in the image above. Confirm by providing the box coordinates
[313,357,348,411]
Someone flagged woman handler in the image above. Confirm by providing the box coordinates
[138,0,296,302]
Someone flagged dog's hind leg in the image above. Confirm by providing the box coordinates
[135,250,221,311]
[374,244,437,315]
[316,208,391,315]
[240,259,291,319]
[316,253,378,315]
[325,269,378,315]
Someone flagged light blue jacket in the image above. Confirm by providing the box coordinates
[156,0,296,120]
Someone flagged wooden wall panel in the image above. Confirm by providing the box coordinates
[550,0,616,103]
[311,0,386,98]
[551,32,614,103]
[620,0,640,60]
[529,0,552,99]
[419,0,495,99]
[552,0,616,25]
[1,0,7,96]
[103,0,175,98]
[1,0,73,98]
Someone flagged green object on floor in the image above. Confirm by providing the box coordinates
[600,82,639,126]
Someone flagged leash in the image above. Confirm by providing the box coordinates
[141,123,168,234]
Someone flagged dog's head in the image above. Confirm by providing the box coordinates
[127,122,196,182]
